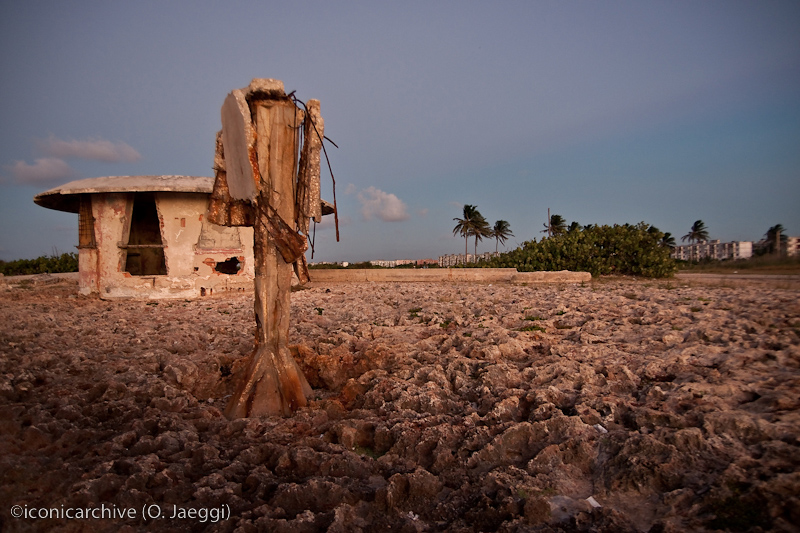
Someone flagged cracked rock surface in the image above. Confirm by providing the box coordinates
[1,275,798,532]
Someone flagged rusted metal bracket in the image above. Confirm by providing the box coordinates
[256,201,307,264]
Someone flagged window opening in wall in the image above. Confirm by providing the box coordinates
[123,194,167,276]
[214,257,242,275]
[78,196,96,249]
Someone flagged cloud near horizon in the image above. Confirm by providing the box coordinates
[357,186,410,222]
[3,136,142,187]
[37,136,141,163]
[6,158,80,185]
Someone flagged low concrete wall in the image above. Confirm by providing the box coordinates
[675,272,800,289]
[309,268,590,284]
[511,270,592,284]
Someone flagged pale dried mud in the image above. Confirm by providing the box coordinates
[1,275,798,532]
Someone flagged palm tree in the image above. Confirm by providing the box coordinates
[471,213,492,258]
[765,224,786,255]
[491,220,514,253]
[453,204,478,256]
[567,221,582,234]
[542,214,567,237]
[453,204,491,257]
[661,232,676,248]
[681,220,709,244]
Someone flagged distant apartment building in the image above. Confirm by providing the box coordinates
[438,252,497,267]
[370,259,397,268]
[670,240,752,261]
[787,237,800,257]
[369,259,414,268]
[368,258,439,268]
[308,261,349,268]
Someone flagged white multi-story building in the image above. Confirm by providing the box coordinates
[787,237,799,257]
[369,260,396,268]
[438,253,497,267]
[671,240,753,261]
[369,259,419,268]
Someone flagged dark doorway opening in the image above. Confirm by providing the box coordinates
[124,194,167,276]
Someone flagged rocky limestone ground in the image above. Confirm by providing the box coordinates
[0,274,798,532]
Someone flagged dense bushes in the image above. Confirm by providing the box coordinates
[485,223,677,278]
[0,252,79,276]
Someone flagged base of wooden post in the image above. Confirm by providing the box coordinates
[224,345,312,418]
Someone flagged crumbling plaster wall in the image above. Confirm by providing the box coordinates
[85,192,254,299]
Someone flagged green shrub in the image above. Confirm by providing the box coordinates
[485,223,676,278]
[0,252,79,276]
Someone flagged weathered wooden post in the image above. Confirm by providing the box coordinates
[208,79,325,418]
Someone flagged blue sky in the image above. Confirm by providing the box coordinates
[1,1,798,263]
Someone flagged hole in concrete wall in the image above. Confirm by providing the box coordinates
[124,194,167,276]
[214,257,242,275]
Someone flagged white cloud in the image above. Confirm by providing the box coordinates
[7,158,79,185]
[3,135,142,186]
[37,136,141,162]
[357,186,410,222]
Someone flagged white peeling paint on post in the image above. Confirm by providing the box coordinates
[220,90,259,202]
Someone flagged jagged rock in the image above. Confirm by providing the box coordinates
[0,277,798,531]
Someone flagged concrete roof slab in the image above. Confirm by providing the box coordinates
[34,175,214,213]
[34,175,334,216]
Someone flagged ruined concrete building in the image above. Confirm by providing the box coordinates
[34,175,331,299]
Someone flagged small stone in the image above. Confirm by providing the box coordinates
[586,496,601,508]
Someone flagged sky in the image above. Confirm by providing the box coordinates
[1,0,798,263]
